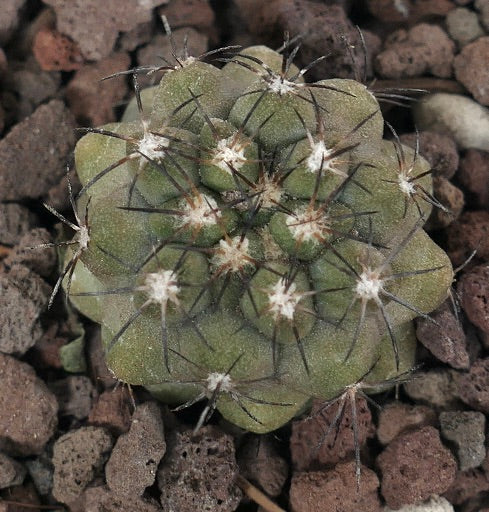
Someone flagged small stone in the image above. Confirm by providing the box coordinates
[454,37,489,106]
[476,0,489,31]
[399,131,459,179]
[33,27,84,71]
[87,328,118,389]
[52,426,113,505]
[458,149,489,210]
[25,452,53,496]
[458,264,489,334]
[377,426,457,509]
[446,8,484,46]
[443,465,489,504]
[375,24,455,79]
[454,357,489,412]
[84,486,162,512]
[45,168,81,213]
[446,211,489,266]
[118,20,154,52]
[158,0,215,31]
[0,99,76,201]
[416,300,469,369]
[0,353,58,456]
[413,93,489,151]
[66,52,131,126]
[88,387,132,436]
[404,369,461,409]
[49,376,97,420]
[377,402,437,446]
[289,461,382,512]
[290,397,374,471]
[0,453,26,489]
[425,177,464,229]
[0,203,36,246]
[238,436,288,497]
[439,411,486,470]
[0,482,41,512]
[157,425,242,512]
[367,0,456,23]
[384,495,454,511]
[0,265,50,355]
[0,0,27,45]
[105,402,166,497]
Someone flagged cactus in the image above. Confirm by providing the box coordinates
[62,40,453,434]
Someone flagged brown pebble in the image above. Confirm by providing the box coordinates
[454,357,489,413]
[289,461,382,512]
[454,37,489,106]
[88,387,132,436]
[377,426,457,509]
[458,264,489,335]
[377,402,437,445]
[66,52,131,126]
[404,369,461,408]
[158,0,215,31]
[446,211,489,266]
[84,485,161,512]
[367,0,456,23]
[443,466,489,505]
[49,376,98,420]
[33,27,84,71]
[458,149,489,211]
[0,353,58,456]
[425,176,464,229]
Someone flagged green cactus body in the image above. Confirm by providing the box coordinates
[65,44,453,434]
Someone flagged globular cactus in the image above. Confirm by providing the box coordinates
[62,40,453,434]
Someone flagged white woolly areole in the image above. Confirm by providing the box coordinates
[137,132,170,161]
[306,140,334,173]
[355,270,382,300]
[212,136,247,173]
[398,175,415,195]
[77,225,90,250]
[179,194,221,227]
[206,372,234,392]
[212,236,252,273]
[286,207,330,243]
[267,278,301,321]
[254,175,282,209]
[144,270,180,304]
[267,75,295,95]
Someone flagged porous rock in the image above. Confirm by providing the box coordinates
[425,176,464,229]
[377,426,457,509]
[458,149,489,210]
[88,387,132,436]
[377,402,437,446]
[454,357,489,412]
[49,376,97,420]
[446,211,489,266]
[158,0,215,31]
[157,425,242,512]
[84,485,161,512]
[384,495,454,511]
[367,0,455,23]
[454,37,489,106]
[0,203,36,246]
[0,452,26,489]
[0,353,58,456]
[443,465,489,504]
[289,461,382,512]
[290,397,374,471]
[0,99,76,201]
[52,426,113,505]
[458,264,489,334]
[404,369,461,409]
[446,7,484,46]
[105,402,166,497]
[33,27,84,71]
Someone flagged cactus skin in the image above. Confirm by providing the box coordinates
[65,44,453,434]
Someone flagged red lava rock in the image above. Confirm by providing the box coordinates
[105,402,166,497]
[0,353,58,456]
[29,323,66,370]
[238,436,288,497]
[0,264,50,355]
[443,466,489,505]
[0,99,75,202]
[158,0,216,32]
[425,176,464,229]
[404,369,461,409]
[52,426,113,505]
[4,228,57,278]
[0,0,27,45]
[290,397,374,471]
[367,0,455,23]
[454,357,489,413]
[377,426,457,509]
[439,411,486,470]
[375,23,455,79]
[454,37,489,106]
[458,149,489,210]
[0,203,36,246]
[66,52,130,126]
[377,402,437,445]
[458,264,489,335]
[84,485,161,512]
[446,211,489,266]
[43,0,167,60]
[416,300,469,369]
[399,131,459,179]
[49,376,97,420]
[157,425,242,512]
[88,387,132,436]
[33,27,84,71]
[289,461,382,512]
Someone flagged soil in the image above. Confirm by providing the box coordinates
[1,1,489,511]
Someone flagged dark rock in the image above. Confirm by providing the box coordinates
[367,0,455,23]
[0,0,28,45]
[458,264,489,335]
[458,149,489,210]
[52,426,113,505]
[443,467,489,505]
[84,486,162,512]
[0,353,58,456]
[404,369,461,409]
[105,402,166,497]
[0,453,26,489]
[446,211,489,267]
[425,176,464,229]
[454,357,489,413]
[49,376,97,420]
[377,426,457,509]
[158,0,215,31]
[0,204,36,246]
[88,387,132,436]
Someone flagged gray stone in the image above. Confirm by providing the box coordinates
[0,452,26,489]
[446,7,484,46]
[49,376,97,420]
